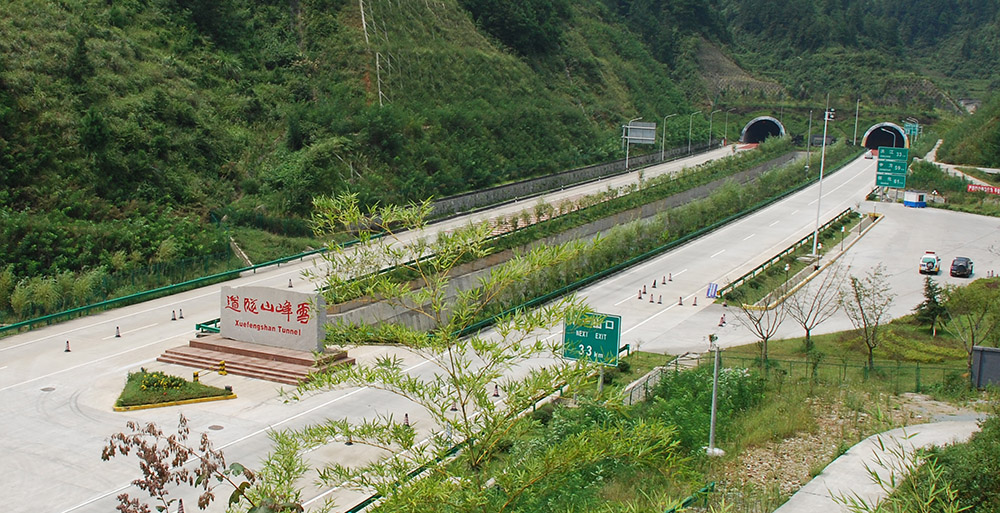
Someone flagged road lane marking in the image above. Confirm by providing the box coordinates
[100,323,158,340]
[674,269,688,277]
[743,234,755,241]
[60,358,436,513]
[769,220,780,227]
[711,250,725,258]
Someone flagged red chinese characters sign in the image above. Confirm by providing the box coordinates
[968,184,1000,195]
[220,286,325,352]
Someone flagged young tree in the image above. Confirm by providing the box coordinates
[786,262,845,351]
[290,193,604,508]
[942,278,1000,372]
[734,296,787,364]
[914,276,946,337]
[100,414,299,513]
[841,264,895,370]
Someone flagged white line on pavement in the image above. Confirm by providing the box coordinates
[711,250,726,258]
[101,323,158,340]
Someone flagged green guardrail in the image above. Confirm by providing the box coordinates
[0,246,335,337]
[716,206,857,299]
[665,481,716,513]
[196,319,221,334]
[456,147,863,338]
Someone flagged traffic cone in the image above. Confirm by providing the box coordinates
[719,316,725,327]
[451,401,458,412]
[288,279,293,288]
[115,326,121,338]
[403,413,409,426]
[662,275,666,284]
[171,310,177,321]
[649,294,654,303]
[643,285,647,294]
[668,273,672,281]
[678,296,683,306]
[652,280,656,289]
[657,295,662,304]
[178,309,183,319]
[638,289,642,299]
[65,341,71,352]
[693,297,698,306]
[493,384,500,397]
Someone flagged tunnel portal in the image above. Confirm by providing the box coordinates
[861,122,908,149]
[740,116,786,143]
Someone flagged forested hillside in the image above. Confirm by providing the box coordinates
[1,0,998,290]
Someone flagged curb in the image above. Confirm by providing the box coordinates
[113,393,237,412]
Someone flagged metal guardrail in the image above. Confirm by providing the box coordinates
[457,148,863,338]
[665,481,716,513]
[716,207,855,300]
[0,245,339,336]
[195,319,221,334]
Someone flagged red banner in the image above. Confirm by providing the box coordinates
[968,184,1000,195]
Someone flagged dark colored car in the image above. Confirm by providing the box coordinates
[950,257,974,277]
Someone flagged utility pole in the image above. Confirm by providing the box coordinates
[853,98,860,146]
[812,99,834,258]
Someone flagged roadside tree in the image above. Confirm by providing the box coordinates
[942,278,1000,372]
[288,193,615,509]
[841,264,895,370]
[734,294,787,364]
[787,262,845,351]
[914,276,946,337]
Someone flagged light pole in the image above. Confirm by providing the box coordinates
[708,109,722,147]
[707,333,724,457]
[784,262,790,284]
[805,110,813,173]
[724,108,735,146]
[853,98,860,146]
[688,111,701,154]
[661,113,677,161]
[811,105,834,258]
[624,116,641,172]
[879,126,897,147]
[841,225,846,251]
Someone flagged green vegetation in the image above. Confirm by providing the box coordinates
[937,93,1000,167]
[925,413,1000,513]
[114,369,231,408]
[908,160,1000,217]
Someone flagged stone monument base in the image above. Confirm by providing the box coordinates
[157,334,353,385]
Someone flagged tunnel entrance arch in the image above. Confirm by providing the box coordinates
[861,122,908,149]
[740,116,786,143]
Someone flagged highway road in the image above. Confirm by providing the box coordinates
[4,147,998,512]
[0,146,737,513]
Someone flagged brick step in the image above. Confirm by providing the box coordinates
[157,346,355,386]
[190,336,346,367]
[163,346,316,375]
[157,352,308,385]
[157,354,302,385]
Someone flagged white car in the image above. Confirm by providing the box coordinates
[919,251,941,274]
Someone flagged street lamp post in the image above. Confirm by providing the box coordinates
[707,333,724,457]
[841,225,846,251]
[811,106,834,258]
[624,116,642,172]
[853,98,860,146]
[708,109,722,147]
[724,108,735,146]
[880,126,898,148]
[688,111,701,154]
[805,110,813,172]
[661,113,677,161]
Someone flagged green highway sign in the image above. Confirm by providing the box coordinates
[904,123,919,136]
[563,312,621,366]
[877,160,907,175]
[876,174,906,188]
[878,146,908,162]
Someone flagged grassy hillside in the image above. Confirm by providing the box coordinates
[0,0,703,281]
[937,93,1000,167]
[2,0,998,293]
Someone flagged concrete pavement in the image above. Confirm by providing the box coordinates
[773,417,983,513]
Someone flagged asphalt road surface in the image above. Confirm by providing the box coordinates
[3,149,998,512]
